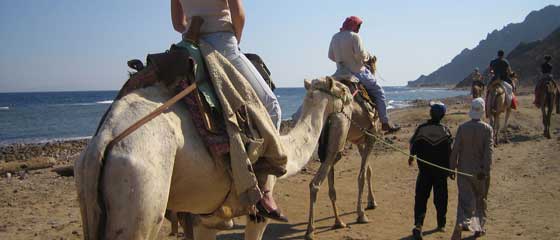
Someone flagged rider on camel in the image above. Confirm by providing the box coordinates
[328,16,400,133]
[534,55,559,111]
[487,50,516,111]
[171,0,287,222]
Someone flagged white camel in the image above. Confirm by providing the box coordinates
[75,77,352,240]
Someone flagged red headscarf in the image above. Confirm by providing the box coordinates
[340,16,363,32]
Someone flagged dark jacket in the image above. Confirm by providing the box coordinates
[410,120,453,176]
[490,57,510,81]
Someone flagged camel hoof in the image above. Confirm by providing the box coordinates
[304,231,315,240]
[356,214,370,224]
[366,202,378,210]
[332,221,347,229]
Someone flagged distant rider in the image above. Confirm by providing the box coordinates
[328,16,400,133]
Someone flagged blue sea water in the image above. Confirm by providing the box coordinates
[0,87,467,145]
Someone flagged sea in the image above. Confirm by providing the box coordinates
[0,87,467,145]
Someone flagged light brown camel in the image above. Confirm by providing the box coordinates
[74,77,353,240]
[487,80,512,145]
[472,84,484,98]
[540,80,557,139]
[304,95,380,240]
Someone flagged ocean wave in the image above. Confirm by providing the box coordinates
[0,135,92,146]
[53,100,113,106]
[0,106,9,110]
[96,100,113,104]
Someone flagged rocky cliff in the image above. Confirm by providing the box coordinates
[408,5,560,87]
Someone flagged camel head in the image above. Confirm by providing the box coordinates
[303,76,352,116]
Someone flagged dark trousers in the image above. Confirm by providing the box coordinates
[414,172,448,227]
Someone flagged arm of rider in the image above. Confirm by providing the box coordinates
[449,125,462,174]
[328,38,336,62]
[228,0,246,43]
[352,34,370,66]
[171,0,187,33]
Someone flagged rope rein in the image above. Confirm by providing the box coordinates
[341,112,473,178]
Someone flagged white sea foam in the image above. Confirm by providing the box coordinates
[96,100,113,104]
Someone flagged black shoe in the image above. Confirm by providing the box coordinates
[412,227,423,240]
[256,201,289,223]
[474,230,486,238]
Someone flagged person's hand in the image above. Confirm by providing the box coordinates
[408,156,414,166]
[476,172,486,180]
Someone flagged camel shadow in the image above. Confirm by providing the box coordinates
[218,211,358,240]
[507,133,539,143]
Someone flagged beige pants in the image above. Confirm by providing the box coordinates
[455,174,490,232]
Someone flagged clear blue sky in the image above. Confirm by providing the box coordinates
[0,0,557,92]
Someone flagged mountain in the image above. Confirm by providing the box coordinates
[507,27,560,86]
[408,5,560,87]
[454,26,560,88]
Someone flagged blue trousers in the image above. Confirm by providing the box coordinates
[202,32,282,129]
[354,68,389,123]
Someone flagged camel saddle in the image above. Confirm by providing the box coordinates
[95,15,280,161]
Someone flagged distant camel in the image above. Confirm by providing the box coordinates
[305,92,380,240]
[472,84,484,98]
[540,79,557,139]
[487,80,512,145]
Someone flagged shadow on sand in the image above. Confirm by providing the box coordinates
[398,228,478,240]
[218,211,359,240]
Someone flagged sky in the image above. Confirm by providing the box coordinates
[0,0,558,92]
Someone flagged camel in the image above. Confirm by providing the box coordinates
[74,76,353,240]
[305,94,380,240]
[472,84,484,98]
[540,79,557,139]
[486,80,512,145]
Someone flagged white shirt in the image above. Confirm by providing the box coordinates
[328,31,371,76]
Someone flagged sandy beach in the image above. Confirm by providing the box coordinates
[1,94,559,240]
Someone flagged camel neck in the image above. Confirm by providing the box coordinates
[280,96,329,177]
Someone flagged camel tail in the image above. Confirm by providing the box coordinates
[75,135,111,240]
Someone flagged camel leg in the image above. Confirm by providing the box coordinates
[328,166,347,229]
[192,224,219,240]
[503,109,511,143]
[245,175,276,240]
[494,113,501,146]
[101,139,177,239]
[545,101,553,139]
[365,165,378,210]
[542,105,548,138]
[305,162,333,240]
[245,218,269,240]
[356,139,374,224]
[164,210,179,236]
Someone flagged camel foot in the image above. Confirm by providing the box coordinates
[332,221,347,229]
[366,202,378,210]
[304,230,315,240]
[356,214,370,224]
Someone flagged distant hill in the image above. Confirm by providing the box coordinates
[508,27,560,86]
[454,27,560,88]
[408,5,560,87]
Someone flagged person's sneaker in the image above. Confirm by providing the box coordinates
[382,123,401,133]
[412,226,423,240]
[436,225,446,232]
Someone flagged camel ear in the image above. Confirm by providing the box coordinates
[304,79,311,90]
[326,76,334,91]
